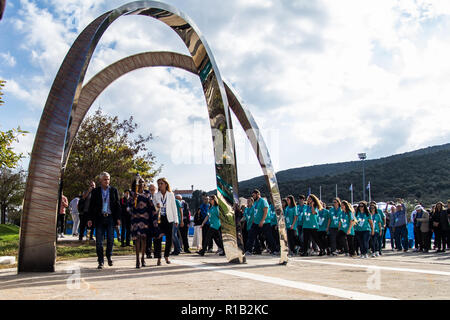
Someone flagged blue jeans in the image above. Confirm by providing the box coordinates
[394,225,409,250]
[371,233,380,253]
[356,231,370,255]
[172,223,182,253]
[95,215,114,264]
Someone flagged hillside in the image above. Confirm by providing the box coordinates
[237,143,450,206]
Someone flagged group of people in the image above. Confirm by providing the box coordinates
[62,172,226,269]
[240,192,450,258]
[60,175,450,268]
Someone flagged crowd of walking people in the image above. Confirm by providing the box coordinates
[60,172,225,269]
[240,192,450,258]
[59,173,450,269]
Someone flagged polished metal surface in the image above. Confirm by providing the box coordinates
[64,51,288,264]
[19,1,245,272]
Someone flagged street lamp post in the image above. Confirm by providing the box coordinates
[358,153,367,201]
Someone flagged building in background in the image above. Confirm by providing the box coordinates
[174,185,194,199]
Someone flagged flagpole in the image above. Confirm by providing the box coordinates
[335,184,338,198]
[351,184,354,205]
[319,186,322,201]
[368,182,371,203]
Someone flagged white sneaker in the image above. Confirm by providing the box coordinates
[375,252,379,257]
[60,234,65,238]
[371,253,376,258]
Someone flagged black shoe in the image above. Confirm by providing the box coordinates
[97,263,104,269]
[184,250,192,254]
[136,261,140,269]
[146,254,152,259]
[141,258,146,267]
[120,243,125,247]
[403,249,408,252]
[171,251,180,256]
[107,259,113,266]
[196,251,205,256]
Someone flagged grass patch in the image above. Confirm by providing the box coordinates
[0,225,165,269]
[0,224,20,257]
[56,240,136,261]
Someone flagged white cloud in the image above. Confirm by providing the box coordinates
[0,52,16,67]
[5,0,450,191]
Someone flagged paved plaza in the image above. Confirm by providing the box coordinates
[1,248,449,300]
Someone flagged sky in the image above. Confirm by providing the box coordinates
[2,0,450,193]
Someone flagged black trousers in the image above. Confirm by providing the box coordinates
[433,228,442,250]
[328,228,339,253]
[121,214,131,246]
[317,231,328,252]
[421,231,431,251]
[287,228,297,253]
[337,230,355,255]
[246,223,277,253]
[179,222,190,252]
[57,214,65,234]
[200,226,224,253]
[442,229,450,251]
[79,214,87,240]
[414,226,420,249]
[302,228,321,254]
[271,225,280,252]
[202,224,214,250]
[154,215,173,258]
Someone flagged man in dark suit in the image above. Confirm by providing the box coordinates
[87,172,121,269]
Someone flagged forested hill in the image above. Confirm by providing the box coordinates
[237,143,450,206]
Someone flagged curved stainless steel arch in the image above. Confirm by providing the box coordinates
[63,51,289,264]
[19,1,244,272]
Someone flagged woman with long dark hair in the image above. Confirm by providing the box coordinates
[337,200,356,257]
[317,201,330,256]
[130,177,155,268]
[432,202,445,252]
[301,194,323,256]
[284,195,298,256]
[197,195,225,256]
[327,197,342,256]
[354,201,374,259]
[369,202,382,257]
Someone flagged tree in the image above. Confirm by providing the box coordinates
[64,108,161,200]
[0,80,28,169]
[0,167,26,224]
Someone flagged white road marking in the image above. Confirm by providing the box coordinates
[291,258,450,277]
[172,259,397,300]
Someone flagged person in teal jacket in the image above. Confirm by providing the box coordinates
[317,201,330,256]
[197,195,225,256]
[354,201,374,259]
[284,195,298,255]
[242,197,255,252]
[327,197,343,256]
[268,201,280,253]
[245,189,278,255]
[301,194,323,256]
[369,202,383,257]
[296,195,307,254]
[338,200,356,256]
[370,200,386,254]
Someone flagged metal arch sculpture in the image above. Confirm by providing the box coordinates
[18,1,286,272]
[63,51,289,265]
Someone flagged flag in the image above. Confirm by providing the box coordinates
[366,181,371,190]
[349,184,353,191]
[308,187,311,196]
